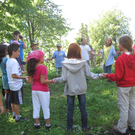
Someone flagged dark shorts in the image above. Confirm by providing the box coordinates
[9,87,23,105]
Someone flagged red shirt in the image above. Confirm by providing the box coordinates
[32,65,49,92]
[106,53,135,87]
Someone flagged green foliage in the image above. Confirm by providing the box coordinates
[75,7,132,66]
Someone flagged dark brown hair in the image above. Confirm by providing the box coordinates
[67,43,82,59]
[119,35,134,54]
[27,58,39,76]
[105,37,112,46]
[0,42,8,63]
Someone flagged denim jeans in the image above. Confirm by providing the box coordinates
[103,65,112,74]
[67,94,88,130]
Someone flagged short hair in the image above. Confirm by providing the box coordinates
[67,43,82,59]
[8,43,20,57]
[14,31,20,35]
[81,38,85,42]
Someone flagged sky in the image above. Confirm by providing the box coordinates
[54,0,135,42]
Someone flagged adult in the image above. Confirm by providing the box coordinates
[80,38,100,81]
[10,31,27,71]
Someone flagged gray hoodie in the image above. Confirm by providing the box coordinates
[56,59,102,96]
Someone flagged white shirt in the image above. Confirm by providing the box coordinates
[6,58,23,91]
[80,45,91,60]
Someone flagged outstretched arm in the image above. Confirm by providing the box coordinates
[90,51,100,56]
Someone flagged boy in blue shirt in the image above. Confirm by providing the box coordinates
[47,43,66,77]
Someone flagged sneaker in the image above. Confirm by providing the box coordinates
[65,128,72,132]
[82,126,89,132]
[113,126,130,135]
[34,122,40,129]
[13,115,16,119]
[15,117,29,123]
[45,124,51,129]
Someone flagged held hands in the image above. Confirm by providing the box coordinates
[53,78,57,84]
[21,71,27,74]
[24,76,28,81]
[102,73,107,79]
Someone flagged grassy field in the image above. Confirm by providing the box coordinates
[0,68,119,135]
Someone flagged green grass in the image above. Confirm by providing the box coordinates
[0,69,118,135]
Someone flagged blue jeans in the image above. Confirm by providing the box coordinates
[67,94,88,130]
[103,65,112,74]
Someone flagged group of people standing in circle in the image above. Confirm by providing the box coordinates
[0,33,135,135]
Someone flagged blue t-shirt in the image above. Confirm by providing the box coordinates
[0,57,9,89]
[10,39,24,60]
[52,50,66,67]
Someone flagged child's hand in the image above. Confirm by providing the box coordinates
[53,78,57,84]
[21,71,27,74]
[25,76,28,82]
[102,73,107,79]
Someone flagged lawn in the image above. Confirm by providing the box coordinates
[0,68,119,135]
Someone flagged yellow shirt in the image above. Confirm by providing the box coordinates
[104,45,111,64]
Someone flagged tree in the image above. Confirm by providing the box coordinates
[75,7,132,66]
[88,7,131,51]
[0,0,71,45]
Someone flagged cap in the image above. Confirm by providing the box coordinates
[27,50,44,62]
[31,42,39,47]
[57,43,61,47]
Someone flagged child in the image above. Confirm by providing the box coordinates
[29,42,38,54]
[54,43,102,132]
[102,35,135,135]
[80,38,100,81]
[47,43,66,77]
[26,50,53,129]
[99,37,119,82]
[0,42,11,112]
[6,43,28,122]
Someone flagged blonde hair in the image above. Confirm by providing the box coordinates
[105,37,112,46]
[119,35,134,55]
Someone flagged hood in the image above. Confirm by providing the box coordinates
[122,53,135,69]
[62,59,86,73]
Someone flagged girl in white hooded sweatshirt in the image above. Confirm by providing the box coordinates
[54,43,102,132]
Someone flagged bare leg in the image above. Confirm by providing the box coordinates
[35,118,39,125]
[14,104,20,115]
[46,118,50,125]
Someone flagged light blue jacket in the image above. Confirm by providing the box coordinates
[100,45,118,66]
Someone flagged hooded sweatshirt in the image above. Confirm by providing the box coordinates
[106,53,135,87]
[56,59,102,96]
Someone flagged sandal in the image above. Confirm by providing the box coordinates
[113,126,130,135]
